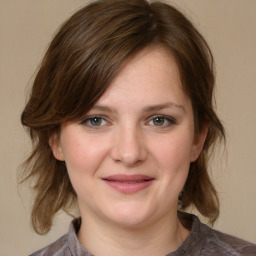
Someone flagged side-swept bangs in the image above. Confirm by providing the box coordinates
[21,0,224,234]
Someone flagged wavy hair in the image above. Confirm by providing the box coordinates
[21,0,225,234]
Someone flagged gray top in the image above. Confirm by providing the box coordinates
[29,212,256,256]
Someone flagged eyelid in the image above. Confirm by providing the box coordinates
[79,114,176,128]
[79,115,109,127]
[147,114,176,126]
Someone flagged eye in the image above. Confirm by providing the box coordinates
[80,115,107,128]
[148,115,176,127]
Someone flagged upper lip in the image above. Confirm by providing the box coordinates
[102,174,154,182]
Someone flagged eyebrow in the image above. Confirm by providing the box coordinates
[89,105,115,113]
[142,102,185,113]
[89,102,185,113]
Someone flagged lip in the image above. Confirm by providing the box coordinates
[102,174,155,194]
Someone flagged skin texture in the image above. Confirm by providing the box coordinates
[50,46,207,256]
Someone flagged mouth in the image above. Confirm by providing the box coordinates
[102,174,155,194]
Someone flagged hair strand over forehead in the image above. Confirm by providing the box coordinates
[20,0,225,234]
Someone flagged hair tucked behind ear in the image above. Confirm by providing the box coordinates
[20,0,225,234]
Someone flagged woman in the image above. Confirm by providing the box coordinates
[21,0,256,255]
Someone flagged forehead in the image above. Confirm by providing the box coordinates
[89,46,191,114]
[100,47,183,100]
[114,46,181,85]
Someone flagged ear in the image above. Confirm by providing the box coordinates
[190,125,208,162]
[49,133,65,161]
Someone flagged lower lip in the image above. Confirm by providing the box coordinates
[103,180,154,194]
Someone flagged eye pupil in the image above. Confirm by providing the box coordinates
[90,117,102,126]
[153,117,164,126]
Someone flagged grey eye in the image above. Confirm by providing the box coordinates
[89,117,103,126]
[80,116,107,128]
[153,117,165,126]
[148,115,176,127]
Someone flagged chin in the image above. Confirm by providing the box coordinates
[102,203,158,229]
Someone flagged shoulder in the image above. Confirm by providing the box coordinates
[178,212,256,256]
[28,218,89,256]
[28,234,70,256]
[200,221,256,256]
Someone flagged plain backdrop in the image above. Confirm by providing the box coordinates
[0,0,255,255]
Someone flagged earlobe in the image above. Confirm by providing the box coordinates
[190,125,208,162]
[49,133,65,161]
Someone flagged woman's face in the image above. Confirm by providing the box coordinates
[51,46,206,228]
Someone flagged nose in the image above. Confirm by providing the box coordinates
[110,125,147,167]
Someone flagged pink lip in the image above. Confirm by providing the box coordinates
[102,174,155,194]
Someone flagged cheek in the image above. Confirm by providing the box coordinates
[149,133,193,193]
[60,135,108,177]
[60,136,109,200]
[149,135,193,205]
[151,134,194,170]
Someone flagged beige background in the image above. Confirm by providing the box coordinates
[1,0,255,255]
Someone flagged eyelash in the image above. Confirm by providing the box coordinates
[79,115,108,128]
[147,115,176,127]
[79,115,176,129]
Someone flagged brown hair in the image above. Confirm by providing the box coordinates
[21,0,225,234]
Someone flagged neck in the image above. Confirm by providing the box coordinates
[78,210,189,256]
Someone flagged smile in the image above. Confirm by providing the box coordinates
[102,174,155,194]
